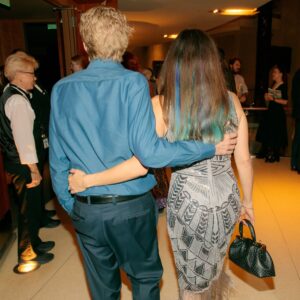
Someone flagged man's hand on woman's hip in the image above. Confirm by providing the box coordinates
[215,133,237,155]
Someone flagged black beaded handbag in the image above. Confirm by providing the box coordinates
[229,219,275,278]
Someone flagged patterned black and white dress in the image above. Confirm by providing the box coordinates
[167,115,241,296]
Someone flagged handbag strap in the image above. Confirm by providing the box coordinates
[239,219,256,242]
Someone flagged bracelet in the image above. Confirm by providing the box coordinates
[242,204,253,209]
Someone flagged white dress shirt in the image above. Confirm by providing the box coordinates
[4,86,38,164]
[234,74,248,98]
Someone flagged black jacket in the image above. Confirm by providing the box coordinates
[292,69,300,119]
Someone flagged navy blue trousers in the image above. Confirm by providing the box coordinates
[71,192,163,300]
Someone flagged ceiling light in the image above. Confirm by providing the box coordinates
[164,34,178,39]
[212,8,258,16]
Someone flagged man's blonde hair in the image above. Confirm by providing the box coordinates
[79,6,132,62]
[4,53,38,81]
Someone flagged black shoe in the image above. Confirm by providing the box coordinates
[35,241,55,253]
[45,209,56,217]
[265,154,280,163]
[256,152,266,159]
[42,219,61,228]
[32,252,54,264]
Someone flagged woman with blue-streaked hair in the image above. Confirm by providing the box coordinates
[68,29,254,299]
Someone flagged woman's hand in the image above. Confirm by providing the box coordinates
[68,169,87,194]
[239,204,255,225]
[264,93,274,101]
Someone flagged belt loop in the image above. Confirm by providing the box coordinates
[112,196,117,205]
[87,196,91,205]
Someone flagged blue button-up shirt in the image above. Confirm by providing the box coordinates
[49,60,215,213]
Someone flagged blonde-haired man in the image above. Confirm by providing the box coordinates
[50,6,236,299]
[0,53,55,267]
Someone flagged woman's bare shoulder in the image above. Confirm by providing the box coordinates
[151,95,167,137]
[228,91,244,120]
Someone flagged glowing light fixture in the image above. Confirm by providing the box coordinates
[164,34,178,39]
[212,8,258,16]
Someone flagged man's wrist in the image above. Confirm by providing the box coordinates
[83,174,91,189]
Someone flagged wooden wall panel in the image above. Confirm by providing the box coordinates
[0,20,26,65]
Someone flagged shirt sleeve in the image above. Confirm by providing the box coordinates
[241,76,248,93]
[128,75,215,168]
[236,75,248,94]
[49,86,74,214]
[5,95,38,164]
[279,84,288,100]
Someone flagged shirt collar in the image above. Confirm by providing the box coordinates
[87,59,124,70]
[10,84,32,100]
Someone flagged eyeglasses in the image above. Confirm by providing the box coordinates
[18,71,36,76]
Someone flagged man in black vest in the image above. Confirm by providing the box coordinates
[10,49,61,228]
[0,53,54,267]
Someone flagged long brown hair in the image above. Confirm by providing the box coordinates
[158,29,231,143]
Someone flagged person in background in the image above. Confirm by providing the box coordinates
[229,57,248,104]
[0,53,55,267]
[121,51,142,72]
[218,48,236,94]
[291,68,300,173]
[68,29,254,300]
[12,50,60,228]
[50,6,237,300]
[70,54,89,73]
[142,67,157,97]
[256,64,288,162]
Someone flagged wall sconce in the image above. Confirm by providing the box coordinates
[163,34,178,39]
[212,8,258,16]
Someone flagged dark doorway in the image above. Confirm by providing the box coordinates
[270,46,292,74]
[152,60,164,79]
[24,23,60,92]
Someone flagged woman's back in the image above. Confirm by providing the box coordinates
[165,95,241,295]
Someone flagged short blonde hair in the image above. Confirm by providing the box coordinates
[4,53,38,81]
[79,6,132,61]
